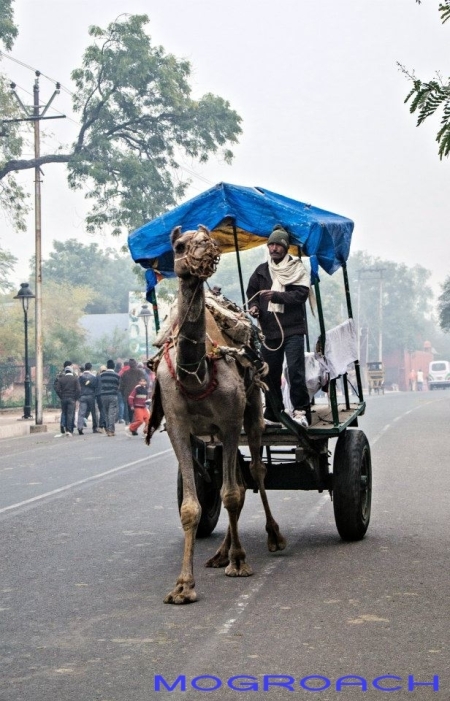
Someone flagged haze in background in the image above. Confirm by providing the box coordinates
[2,0,449,297]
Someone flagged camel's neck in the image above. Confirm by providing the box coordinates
[176,277,207,386]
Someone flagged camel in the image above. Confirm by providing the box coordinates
[148,224,286,604]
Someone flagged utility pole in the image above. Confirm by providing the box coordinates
[356,267,386,363]
[9,73,65,426]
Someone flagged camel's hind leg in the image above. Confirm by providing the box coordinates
[217,428,253,577]
[244,388,287,553]
[205,467,246,569]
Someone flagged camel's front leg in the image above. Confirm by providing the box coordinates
[164,433,201,604]
[245,389,286,553]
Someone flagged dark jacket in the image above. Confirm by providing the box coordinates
[119,364,146,398]
[246,261,309,341]
[99,370,120,396]
[79,371,98,396]
[54,372,81,401]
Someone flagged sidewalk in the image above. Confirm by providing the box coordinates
[0,408,60,440]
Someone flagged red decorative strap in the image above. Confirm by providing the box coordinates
[163,341,219,401]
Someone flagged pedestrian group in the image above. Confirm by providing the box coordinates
[53,358,153,437]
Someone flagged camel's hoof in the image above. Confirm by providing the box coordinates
[225,562,253,577]
[267,530,287,552]
[205,553,229,568]
[164,587,197,605]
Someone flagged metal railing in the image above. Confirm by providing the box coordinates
[0,364,59,409]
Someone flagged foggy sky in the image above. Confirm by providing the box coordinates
[2,0,449,298]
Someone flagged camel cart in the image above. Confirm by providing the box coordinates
[129,183,371,543]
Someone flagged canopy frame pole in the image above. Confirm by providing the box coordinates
[342,263,364,402]
[232,219,246,307]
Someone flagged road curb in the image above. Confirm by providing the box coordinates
[0,413,58,440]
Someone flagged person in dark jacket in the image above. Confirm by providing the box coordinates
[98,359,120,436]
[77,362,99,434]
[119,359,146,423]
[247,224,311,428]
[53,360,73,434]
[54,366,81,435]
[95,365,107,432]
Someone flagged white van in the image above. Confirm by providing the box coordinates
[428,360,450,390]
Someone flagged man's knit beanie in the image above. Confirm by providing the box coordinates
[267,224,289,250]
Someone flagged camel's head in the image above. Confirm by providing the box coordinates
[171,225,221,280]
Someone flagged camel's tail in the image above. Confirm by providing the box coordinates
[145,379,165,446]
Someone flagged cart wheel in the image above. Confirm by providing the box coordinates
[177,469,221,538]
[332,429,372,541]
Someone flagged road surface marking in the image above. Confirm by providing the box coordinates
[0,449,172,515]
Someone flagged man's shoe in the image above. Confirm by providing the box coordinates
[66,431,73,437]
[78,429,84,435]
[292,410,309,428]
[118,419,125,424]
[93,429,100,433]
[264,417,282,427]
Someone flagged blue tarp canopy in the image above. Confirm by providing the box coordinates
[128,182,354,297]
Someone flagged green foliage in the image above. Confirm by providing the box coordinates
[208,246,267,305]
[0,246,16,292]
[0,73,30,230]
[41,281,92,366]
[0,293,23,360]
[347,252,434,358]
[83,327,130,365]
[0,0,18,50]
[0,14,242,237]
[437,275,450,332]
[39,239,142,313]
[402,0,450,159]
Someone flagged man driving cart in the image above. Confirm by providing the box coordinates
[247,224,311,428]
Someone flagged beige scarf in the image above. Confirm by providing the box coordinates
[268,256,310,313]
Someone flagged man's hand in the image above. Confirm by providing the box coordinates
[248,305,259,318]
[259,290,274,302]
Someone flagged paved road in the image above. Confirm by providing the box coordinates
[1,392,449,700]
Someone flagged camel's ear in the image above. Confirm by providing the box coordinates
[198,224,211,237]
[171,226,183,247]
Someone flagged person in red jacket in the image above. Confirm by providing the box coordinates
[125,377,150,436]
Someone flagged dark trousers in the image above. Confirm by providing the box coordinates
[261,334,309,420]
[61,398,76,434]
[77,395,97,431]
[96,396,106,428]
[102,395,118,434]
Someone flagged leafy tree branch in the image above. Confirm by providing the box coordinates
[0,13,242,236]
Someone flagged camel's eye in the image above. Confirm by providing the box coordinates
[175,242,185,253]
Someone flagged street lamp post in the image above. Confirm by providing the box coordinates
[14,282,36,420]
[138,304,153,359]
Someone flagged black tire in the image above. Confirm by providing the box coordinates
[177,469,221,538]
[333,429,372,541]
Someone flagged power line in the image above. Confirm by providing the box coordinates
[0,51,74,96]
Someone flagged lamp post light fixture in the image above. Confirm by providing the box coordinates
[13,282,36,420]
[138,303,153,359]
